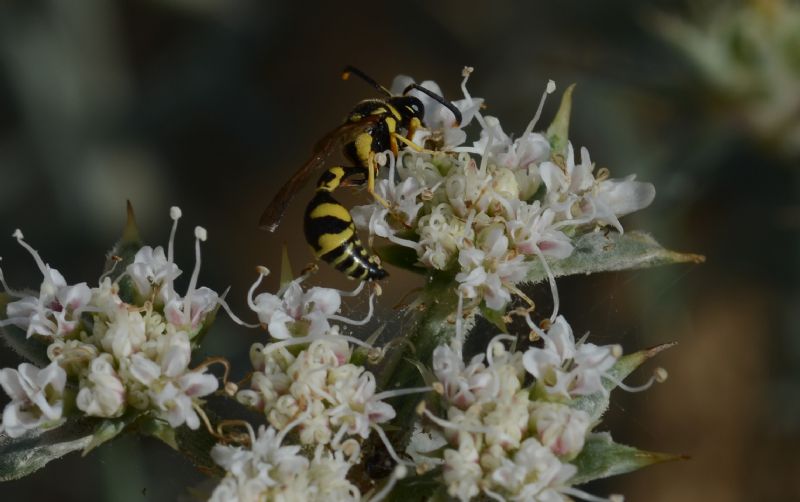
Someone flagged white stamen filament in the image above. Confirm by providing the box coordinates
[560,486,624,502]
[276,410,310,445]
[485,334,516,367]
[367,465,408,502]
[603,368,667,394]
[533,247,560,323]
[373,386,432,401]
[168,206,182,263]
[370,423,413,467]
[523,79,556,138]
[454,290,465,350]
[181,227,205,325]
[216,295,260,329]
[246,268,270,312]
[479,128,495,173]
[13,230,54,283]
[262,332,373,354]
[328,292,375,326]
[421,407,493,435]
[0,258,22,297]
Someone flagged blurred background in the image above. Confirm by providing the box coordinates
[1,0,798,500]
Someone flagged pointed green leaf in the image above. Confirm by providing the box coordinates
[105,201,144,303]
[546,84,575,157]
[525,231,704,285]
[138,415,178,450]
[376,244,427,274]
[0,293,50,366]
[0,419,95,481]
[280,244,294,289]
[82,412,140,455]
[570,342,675,421]
[480,302,508,333]
[570,432,684,485]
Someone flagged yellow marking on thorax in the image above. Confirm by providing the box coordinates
[349,113,363,122]
[309,202,352,222]
[355,132,373,165]
[315,227,354,256]
[369,107,387,116]
[385,103,402,121]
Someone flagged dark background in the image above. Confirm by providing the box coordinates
[1,0,798,500]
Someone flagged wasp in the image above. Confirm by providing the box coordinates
[259,66,462,281]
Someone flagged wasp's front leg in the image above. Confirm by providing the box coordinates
[367,151,390,208]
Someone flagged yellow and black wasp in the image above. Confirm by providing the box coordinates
[259,66,462,281]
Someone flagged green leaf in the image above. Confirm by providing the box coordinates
[139,415,178,450]
[546,84,575,157]
[0,293,50,367]
[279,244,294,289]
[480,302,508,333]
[105,201,144,303]
[525,231,704,285]
[376,244,427,274]
[570,432,684,485]
[570,342,675,421]
[386,469,446,502]
[82,413,140,455]
[0,419,95,481]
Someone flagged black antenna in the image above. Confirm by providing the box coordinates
[403,83,462,126]
[341,66,392,97]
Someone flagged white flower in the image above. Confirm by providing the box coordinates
[522,316,620,398]
[507,201,574,260]
[1,231,91,338]
[490,437,576,501]
[0,361,66,438]
[127,246,181,301]
[76,355,126,418]
[432,344,497,409]
[249,279,341,340]
[99,309,147,359]
[150,370,218,429]
[443,434,483,502]
[529,402,591,460]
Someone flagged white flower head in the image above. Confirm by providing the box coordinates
[76,354,126,418]
[0,361,66,438]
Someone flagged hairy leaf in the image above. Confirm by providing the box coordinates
[0,419,95,481]
[571,432,683,485]
[525,231,704,285]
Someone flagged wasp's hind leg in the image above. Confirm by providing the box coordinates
[366,151,390,209]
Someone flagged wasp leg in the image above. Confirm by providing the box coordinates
[367,151,390,208]
[392,133,438,155]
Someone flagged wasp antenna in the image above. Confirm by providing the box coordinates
[342,65,392,97]
[403,83,462,126]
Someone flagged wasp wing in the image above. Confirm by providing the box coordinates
[258,118,378,232]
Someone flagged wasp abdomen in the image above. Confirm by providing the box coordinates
[304,186,387,281]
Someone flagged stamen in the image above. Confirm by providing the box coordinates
[485,334,516,367]
[368,465,408,502]
[560,486,624,502]
[98,256,122,282]
[328,291,375,326]
[181,226,206,324]
[371,423,413,467]
[246,267,270,312]
[420,407,493,435]
[533,247,560,323]
[454,290,465,350]
[460,66,487,130]
[337,281,365,298]
[0,258,22,297]
[276,410,310,445]
[604,367,668,393]
[262,332,373,354]
[13,229,53,280]
[374,386,432,401]
[168,206,182,263]
[523,79,556,137]
[216,293,260,329]
[478,128,495,173]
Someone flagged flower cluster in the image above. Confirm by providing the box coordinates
[0,208,221,437]
[353,69,656,314]
[218,270,422,500]
[408,313,660,502]
[209,425,361,502]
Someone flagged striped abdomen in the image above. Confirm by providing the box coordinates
[304,169,387,281]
